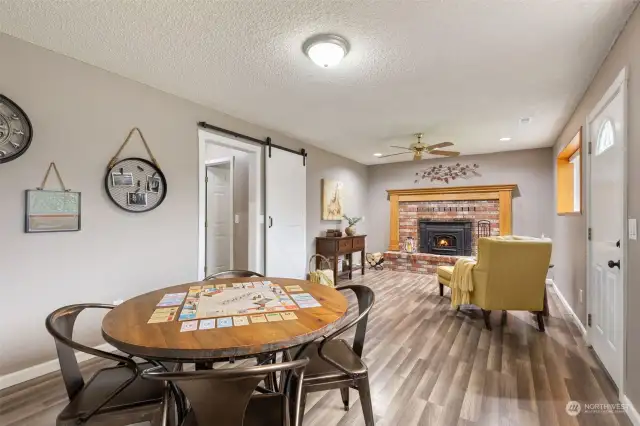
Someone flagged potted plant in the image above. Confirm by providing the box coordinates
[342,214,362,236]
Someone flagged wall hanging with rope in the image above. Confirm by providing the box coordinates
[104,128,167,213]
[25,162,81,233]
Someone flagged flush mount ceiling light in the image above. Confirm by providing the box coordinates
[303,34,350,68]
[373,153,382,157]
[500,137,512,141]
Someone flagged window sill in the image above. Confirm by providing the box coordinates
[557,212,582,217]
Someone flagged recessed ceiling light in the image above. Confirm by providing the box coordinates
[303,34,350,68]
[520,117,531,124]
[373,153,383,157]
[500,137,512,142]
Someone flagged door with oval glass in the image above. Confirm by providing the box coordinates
[588,69,626,391]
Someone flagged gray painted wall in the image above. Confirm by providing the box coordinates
[367,148,554,253]
[551,5,640,408]
[0,33,367,375]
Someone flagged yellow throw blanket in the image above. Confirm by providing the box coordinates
[450,258,476,307]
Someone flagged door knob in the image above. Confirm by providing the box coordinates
[608,260,621,269]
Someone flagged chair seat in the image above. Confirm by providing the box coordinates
[182,393,288,426]
[58,362,167,423]
[289,339,367,385]
[437,265,454,287]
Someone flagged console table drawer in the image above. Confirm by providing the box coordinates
[338,239,352,252]
[352,237,365,250]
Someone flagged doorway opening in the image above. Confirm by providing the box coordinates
[198,129,263,279]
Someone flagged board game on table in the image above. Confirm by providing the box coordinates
[147,280,322,331]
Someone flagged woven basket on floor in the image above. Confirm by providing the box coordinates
[308,254,335,287]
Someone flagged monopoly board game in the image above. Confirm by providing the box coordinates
[178,281,317,321]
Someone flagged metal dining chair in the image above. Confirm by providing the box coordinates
[46,304,177,426]
[204,270,265,279]
[286,285,376,426]
[142,358,309,426]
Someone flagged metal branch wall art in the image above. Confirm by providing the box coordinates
[415,163,480,184]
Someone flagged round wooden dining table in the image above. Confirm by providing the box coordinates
[102,277,349,362]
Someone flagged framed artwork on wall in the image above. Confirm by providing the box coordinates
[25,190,81,233]
[321,179,344,220]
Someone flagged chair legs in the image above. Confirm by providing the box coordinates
[536,312,545,332]
[340,387,350,411]
[439,282,444,297]
[356,377,375,426]
[482,309,492,330]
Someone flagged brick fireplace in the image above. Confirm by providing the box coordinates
[384,185,516,274]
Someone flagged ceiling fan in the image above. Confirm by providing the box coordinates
[379,133,460,160]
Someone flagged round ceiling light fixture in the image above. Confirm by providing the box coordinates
[303,34,350,68]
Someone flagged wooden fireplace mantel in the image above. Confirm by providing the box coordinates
[387,184,517,251]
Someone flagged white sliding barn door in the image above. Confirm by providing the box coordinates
[265,148,306,278]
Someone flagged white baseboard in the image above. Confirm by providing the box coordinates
[622,394,640,426]
[546,279,587,336]
[0,343,115,391]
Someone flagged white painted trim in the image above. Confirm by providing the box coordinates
[0,343,115,390]
[547,279,587,337]
[585,66,628,396]
[622,394,640,426]
[198,128,264,279]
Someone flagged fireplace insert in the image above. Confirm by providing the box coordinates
[419,220,473,256]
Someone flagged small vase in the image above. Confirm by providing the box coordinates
[345,225,356,236]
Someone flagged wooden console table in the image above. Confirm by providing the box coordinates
[316,235,366,284]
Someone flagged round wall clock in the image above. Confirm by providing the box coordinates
[0,94,33,164]
[104,158,167,213]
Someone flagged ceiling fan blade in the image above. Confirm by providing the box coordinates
[413,152,423,161]
[390,145,414,151]
[430,150,460,157]
[379,152,410,158]
[427,142,454,150]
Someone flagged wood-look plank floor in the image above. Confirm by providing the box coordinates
[0,270,631,426]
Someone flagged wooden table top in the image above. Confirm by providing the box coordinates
[102,277,348,361]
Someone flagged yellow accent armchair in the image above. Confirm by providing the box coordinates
[437,236,552,331]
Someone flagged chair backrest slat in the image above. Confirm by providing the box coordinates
[205,270,265,280]
[142,359,308,426]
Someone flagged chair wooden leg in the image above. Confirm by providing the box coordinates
[482,309,492,330]
[357,377,375,426]
[439,282,444,297]
[536,312,545,332]
[340,387,350,411]
[501,310,507,326]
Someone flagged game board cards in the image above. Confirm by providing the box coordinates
[250,314,267,323]
[187,286,201,297]
[262,281,273,285]
[148,307,178,323]
[178,310,196,321]
[157,292,187,307]
[217,317,233,328]
[232,283,244,288]
[215,284,227,289]
[202,285,216,294]
[281,312,298,321]
[266,313,283,322]
[180,320,198,332]
[243,282,255,289]
[233,316,250,326]
[199,319,216,330]
[285,285,304,293]
[291,293,322,308]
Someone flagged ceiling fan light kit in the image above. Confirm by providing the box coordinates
[380,133,460,160]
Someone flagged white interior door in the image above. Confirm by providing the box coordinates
[265,148,306,278]
[588,73,625,390]
[206,159,234,276]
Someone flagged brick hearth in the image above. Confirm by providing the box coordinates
[384,251,461,274]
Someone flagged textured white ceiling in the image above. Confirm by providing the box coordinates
[0,0,636,164]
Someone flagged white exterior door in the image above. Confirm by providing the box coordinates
[265,148,306,278]
[206,159,234,276]
[588,72,626,390]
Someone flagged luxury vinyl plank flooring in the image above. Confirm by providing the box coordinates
[0,270,631,426]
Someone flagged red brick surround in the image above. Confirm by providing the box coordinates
[386,198,500,274]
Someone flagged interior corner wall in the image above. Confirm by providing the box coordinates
[550,4,640,408]
[366,148,554,253]
[0,33,367,376]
